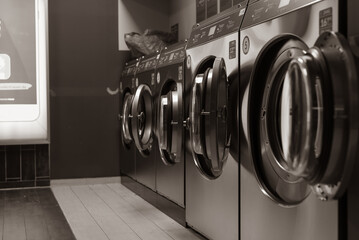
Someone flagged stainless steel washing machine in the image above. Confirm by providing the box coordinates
[240,0,359,239]
[185,3,247,240]
[131,53,159,191]
[155,42,187,207]
[119,59,138,180]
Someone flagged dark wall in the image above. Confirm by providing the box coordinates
[49,0,126,179]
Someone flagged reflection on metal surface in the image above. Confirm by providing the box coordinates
[158,81,183,165]
[189,57,230,179]
[240,2,345,240]
[191,73,206,156]
[279,57,314,177]
[185,28,239,240]
[249,31,359,205]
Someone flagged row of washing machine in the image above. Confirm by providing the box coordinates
[120,0,359,239]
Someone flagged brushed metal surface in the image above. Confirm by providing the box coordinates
[156,156,185,207]
[134,69,157,191]
[240,1,339,239]
[120,71,136,180]
[185,32,239,240]
[155,63,185,207]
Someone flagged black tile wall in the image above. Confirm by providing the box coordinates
[0,144,50,189]
[0,150,5,182]
[36,145,50,178]
[6,145,21,180]
[22,149,35,181]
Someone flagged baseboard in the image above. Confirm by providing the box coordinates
[51,176,121,186]
[121,175,186,227]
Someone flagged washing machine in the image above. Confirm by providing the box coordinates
[184,3,247,240]
[155,41,187,207]
[132,53,159,191]
[119,59,138,180]
[240,0,359,239]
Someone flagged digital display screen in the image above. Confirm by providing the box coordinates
[0,0,37,104]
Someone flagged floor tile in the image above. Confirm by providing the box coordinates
[51,186,109,240]
[52,183,205,240]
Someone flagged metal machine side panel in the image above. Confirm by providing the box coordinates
[155,63,186,92]
[348,152,359,240]
[185,30,239,240]
[156,156,185,207]
[240,0,338,70]
[186,32,239,79]
[240,165,338,240]
[239,1,339,240]
[119,76,136,180]
[186,153,238,240]
[133,71,158,191]
[239,0,338,147]
[135,146,157,191]
[119,146,136,179]
[155,63,185,207]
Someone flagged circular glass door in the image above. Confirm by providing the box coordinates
[131,84,154,156]
[248,32,359,206]
[158,81,183,165]
[121,92,134,146]
[189,57,230,179]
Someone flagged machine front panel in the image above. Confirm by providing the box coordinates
[240,1,340,239]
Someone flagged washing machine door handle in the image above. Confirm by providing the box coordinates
[159,94,170,151]
[190,71,208,156]
[131,84,154,154]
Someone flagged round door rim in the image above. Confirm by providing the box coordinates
[248,32,359,206]
[248,35,312,206]
[122,92,134,145]
[131,84,153,154]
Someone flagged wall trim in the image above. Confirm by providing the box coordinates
[51,177,121,186]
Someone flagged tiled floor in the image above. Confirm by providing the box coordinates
[52,183,204,240]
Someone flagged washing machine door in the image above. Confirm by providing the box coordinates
[121,92,134,146]
[131,84,154,156]
[158,81,183,165]
[189,57,230,179]
[248,32,359,206]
